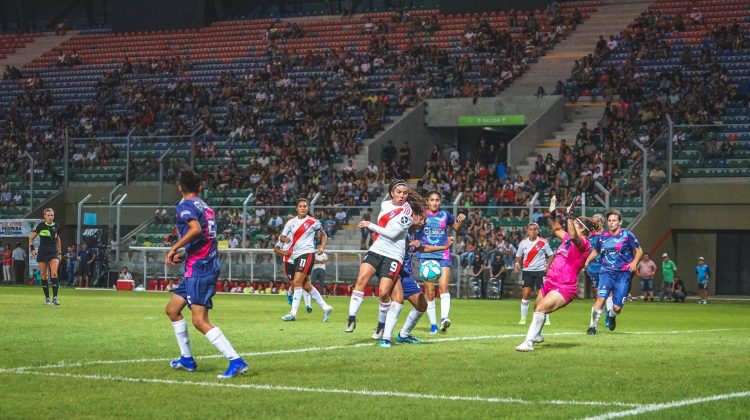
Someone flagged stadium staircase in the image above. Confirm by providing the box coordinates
[0,32,78,68]
[503,0,651,96]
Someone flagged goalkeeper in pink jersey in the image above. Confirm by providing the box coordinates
[515,213,598,352]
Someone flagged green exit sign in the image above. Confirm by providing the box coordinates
[458,115,526,126]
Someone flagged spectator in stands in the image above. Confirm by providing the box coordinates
[267,211,284,233]
[154,208,168,224]
[334,208,348,227]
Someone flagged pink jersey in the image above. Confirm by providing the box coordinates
[543,232,591,302]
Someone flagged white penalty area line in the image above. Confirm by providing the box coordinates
[583,391,750,419]
[5,369,640,408]
[6,328,744,372]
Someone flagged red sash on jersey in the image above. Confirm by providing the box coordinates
[286,217,316,261]
[371,208,404,243]
[523,240,546,268]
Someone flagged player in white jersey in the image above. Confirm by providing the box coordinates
[345,180,413,334]
[514,222,554,325]
[279,198,333,322]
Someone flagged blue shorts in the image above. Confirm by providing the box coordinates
[420,258,452,269]
[401,274,422,298]
[174,274,218,309]
[597,270,633,308]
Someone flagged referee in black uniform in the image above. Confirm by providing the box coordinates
[29,208,63,305]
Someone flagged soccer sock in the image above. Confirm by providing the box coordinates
[204,327,240,360]
[426,299,437,326]
[290,288,303,316]
[400,308,424,337]
[525,312,546,342]
[440,293,451,321]
[41,280,50,299]
[521,299,530,318]
[605,295,614,313]
[378,300,391,325]
[303,290,312,308]
[171,319,192,358]
[383,302,403,341]
[309,287,329,309]
[590,307,602,327]
[608,308,617,318]
[349,290,365,318]
[51,278,59,297]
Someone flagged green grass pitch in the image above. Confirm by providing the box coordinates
[1,287,748,419]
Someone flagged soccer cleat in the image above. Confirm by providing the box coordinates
[281,313,296,321]
[378,339,392,348]
[532,335,544,344]
[52,297,60,306]
[515,341,534,352]
[440,318,451,333]
[285,291,293,306]
[344,318,357,333]
[604,311,611,329]
[518,317,526,325]
[306,305,313,313]
[217,358,249,379]
[45,298,51,305]
[429,324,439,334]
[586,327,597,335]
[372,323,385,340]
[607,315,616,331]
[322,306,333,322]
[396,334,422,344]
[170,356,197,372]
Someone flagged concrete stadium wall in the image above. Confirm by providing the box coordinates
[631,181,750,295]
[368,103,433,177]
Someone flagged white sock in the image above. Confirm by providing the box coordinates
[290,288,303,316]
[605,295,614,313]
[349,290,364,317]
[378,300,391,324]
[383,302,403,340]
[400,307,424,337]
[590,307,602,327]
[426,299,437,326]
[440,293,451,321]
[545,314,551,323]
[171,319,192,358]
[303,290,312,307]
[609,308,617,318]
[521,299,530,318]
[204,327,240,360]
[309,287,330,310]
[525,312,546,342]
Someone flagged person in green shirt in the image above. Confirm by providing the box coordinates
[660,253,678,301]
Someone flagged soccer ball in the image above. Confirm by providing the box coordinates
[419,260,442,281]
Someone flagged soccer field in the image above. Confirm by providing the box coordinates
[1,287,748,419]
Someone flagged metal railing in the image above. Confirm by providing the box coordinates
[125,247,466,297]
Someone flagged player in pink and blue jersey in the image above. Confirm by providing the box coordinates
[584,209,643,335]
[417,190,466,334]
[516,214,596,352]
[164,168,248,379]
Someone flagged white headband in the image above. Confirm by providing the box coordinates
[576,218,590,233]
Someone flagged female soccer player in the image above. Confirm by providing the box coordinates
[516,215,596,352]
[417,190,466,334]
[346,180,414,335]
[380,210,455,347]
[29,208,62,305]
[584,209,642,334]
[513,222,554,325]
[165,168,248,379]
[277,198,333,321]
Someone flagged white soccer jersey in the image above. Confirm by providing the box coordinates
[515,237,554,272]
[276,240,292,263]
[281,216,322,260]
[368,200,413,262]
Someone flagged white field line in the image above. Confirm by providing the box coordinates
[583,391,750,419]
[2,369,641,408]
[6,328,743,372]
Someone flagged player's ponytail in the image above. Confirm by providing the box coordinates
[406,190,426,217]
